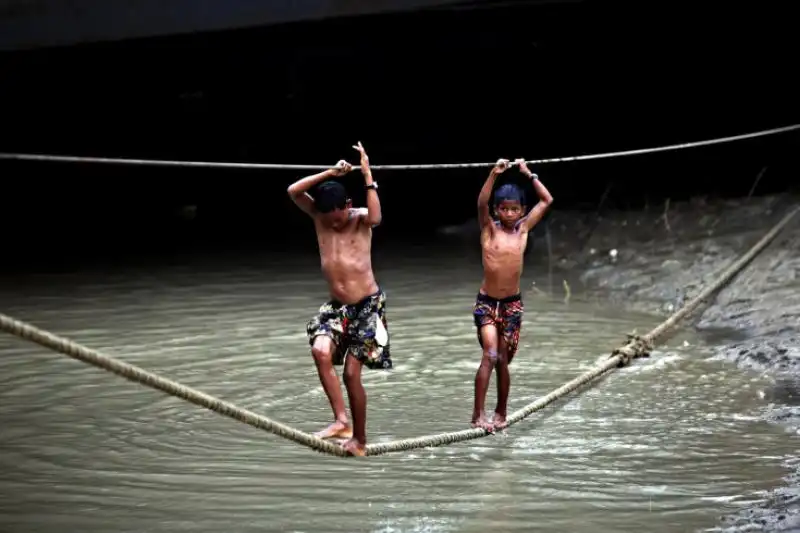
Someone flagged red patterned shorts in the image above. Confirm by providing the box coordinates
[472,292,524,362]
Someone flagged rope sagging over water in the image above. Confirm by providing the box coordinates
[0,315,350,457]
[0,205,797,456]
[1,124,798,171]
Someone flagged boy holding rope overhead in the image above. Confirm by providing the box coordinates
[287,142,390,457]
[472,158,553,431]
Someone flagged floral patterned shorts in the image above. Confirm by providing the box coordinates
[307,289,392,370]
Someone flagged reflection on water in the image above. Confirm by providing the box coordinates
[0,250,795,533]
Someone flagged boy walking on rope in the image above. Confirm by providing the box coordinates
[287,142,390,457]
[471,158,553,431]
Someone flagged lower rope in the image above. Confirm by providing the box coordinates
[0,206,797,456]
[0,315,349,457]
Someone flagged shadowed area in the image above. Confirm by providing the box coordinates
[0,1,797,250]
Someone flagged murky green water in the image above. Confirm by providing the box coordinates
[0,249,795,533]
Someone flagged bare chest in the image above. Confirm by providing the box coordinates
[317,223,371,260]
[484,230,528,257]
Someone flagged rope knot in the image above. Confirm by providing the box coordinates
[610,333,653,367]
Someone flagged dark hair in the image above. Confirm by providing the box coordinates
[494,183,525,206]
[314,181,348,213]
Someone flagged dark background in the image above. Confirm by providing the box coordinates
[0,0,798,266]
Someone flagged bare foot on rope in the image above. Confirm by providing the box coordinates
[492,413,508,431]
[471,415,495,433]
[341,438,366,457]
[314,420,353,440]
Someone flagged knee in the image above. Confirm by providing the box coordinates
[343,362,360,387]
[481,347,499,367]
[495,343,512,366]
[311,344,332,365]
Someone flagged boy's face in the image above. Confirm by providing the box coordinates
[319,203,351,230]
[495,200,525,228]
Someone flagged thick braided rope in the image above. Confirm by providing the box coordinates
[0,124,797,171]
[363,205,799,456]
[0,315,349,457]
[644,208,800,342]
[0,206,796,457]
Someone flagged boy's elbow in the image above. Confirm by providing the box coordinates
[287,186,307,203]
[366,209,382,226]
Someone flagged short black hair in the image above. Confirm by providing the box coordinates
[314,181,348,213]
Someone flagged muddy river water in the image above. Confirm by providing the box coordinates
[0,251,795,532]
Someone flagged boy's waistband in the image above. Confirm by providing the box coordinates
[330,287,384,309]
[476,292,521,305]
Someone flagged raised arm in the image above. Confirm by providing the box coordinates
[516,159,553,232]
[478,159,509,228]
[352,141,382,227]
[287,160,352,217]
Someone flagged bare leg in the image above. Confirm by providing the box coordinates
[493,336,510,430]
[342,354,367,456]
[472,324,498,431]
[310,336,352,439]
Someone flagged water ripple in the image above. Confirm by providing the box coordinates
[0,260,795,533]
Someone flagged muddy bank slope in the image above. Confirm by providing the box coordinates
[548,193,800,532]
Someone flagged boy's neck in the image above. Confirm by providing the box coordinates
[496,220,521,232]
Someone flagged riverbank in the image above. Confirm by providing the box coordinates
[546,193,800,532]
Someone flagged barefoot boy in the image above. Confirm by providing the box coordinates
[471,158,553,431]
[287,142,391,456]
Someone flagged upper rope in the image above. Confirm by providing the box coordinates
[0,123,798,171]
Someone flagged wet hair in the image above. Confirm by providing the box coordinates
[494,183,525,206]
[314,181,348,213]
